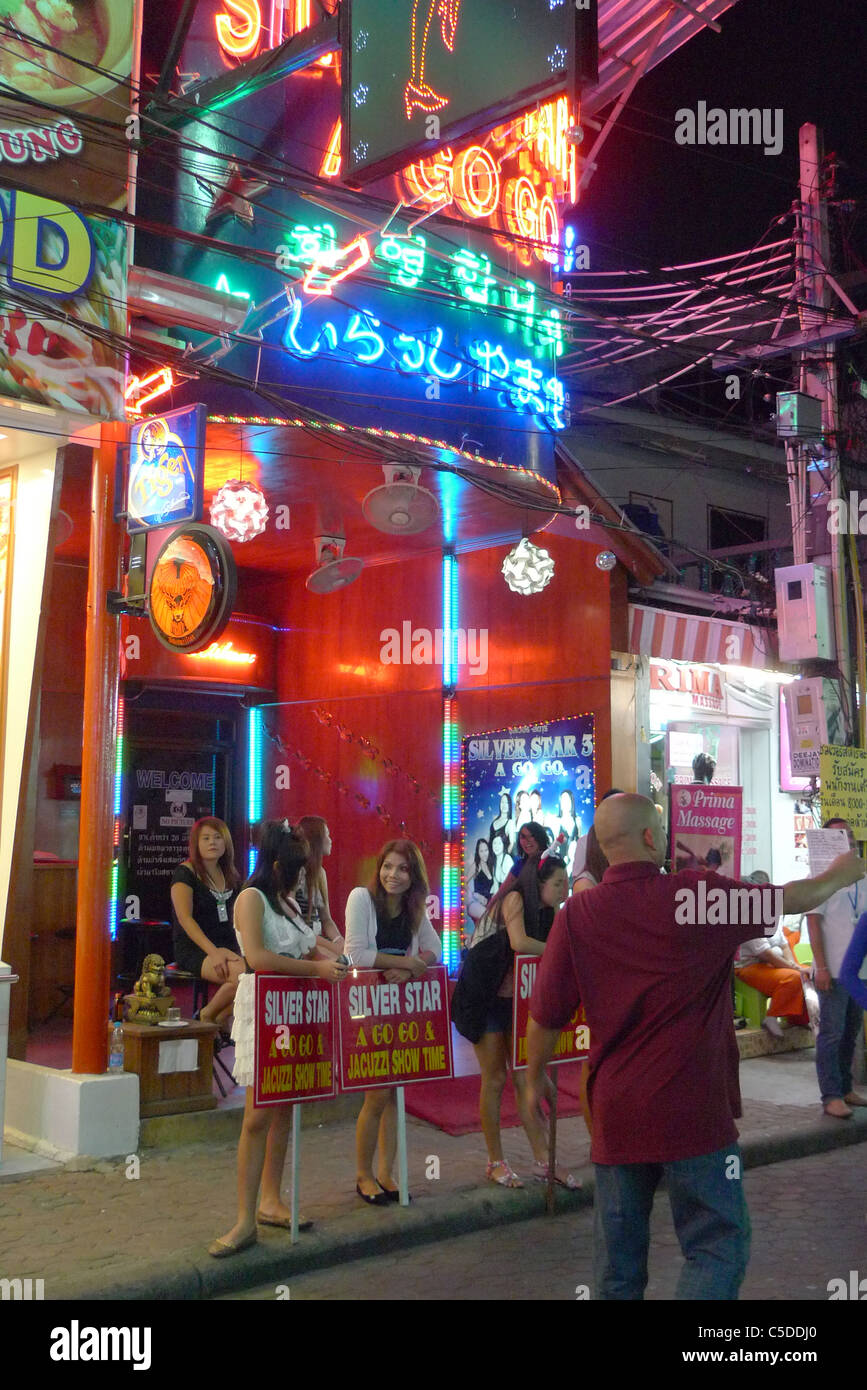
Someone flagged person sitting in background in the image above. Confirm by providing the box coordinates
[170,817,242,1029]
[295,816,344,958]
[735,906,813,1037]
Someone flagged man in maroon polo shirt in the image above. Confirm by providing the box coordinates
[526,794,864,1300]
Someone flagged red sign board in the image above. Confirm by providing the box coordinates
[337,967,453,1090]
[511,955,589,1070]
[254,974,337,1106]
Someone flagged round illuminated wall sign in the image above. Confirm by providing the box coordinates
[148,524,237,654]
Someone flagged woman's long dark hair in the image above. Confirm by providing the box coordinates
[297,814,328,924]
[368,839,430,938]
[246,820,310,912]
[474,838,492,874]
[187,817,240,890]
[583,824,609,884]
[484,854,565,936]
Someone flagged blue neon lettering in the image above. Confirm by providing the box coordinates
[345,311,385,363]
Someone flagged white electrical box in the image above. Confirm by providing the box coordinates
[782,678,843,776]
[774,563,836,661]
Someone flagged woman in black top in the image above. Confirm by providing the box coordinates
[462,854,574,1189]
[170,817,241,1028]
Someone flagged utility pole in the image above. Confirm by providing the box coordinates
[795,123,857,742]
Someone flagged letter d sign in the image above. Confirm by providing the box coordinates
[5,192,95,298]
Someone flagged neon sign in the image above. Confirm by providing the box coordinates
[215,0,329,61]
[125,367,175,416]
[277,223,565,357]
[282,297,566,430]
[323,96,577,267]
[189,640,256,665]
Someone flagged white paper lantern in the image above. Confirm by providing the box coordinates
[210,479,269,542]
[501,537,555,594]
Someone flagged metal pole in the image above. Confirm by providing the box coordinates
[396,1084,409,1206]
[290,1102,301,1243]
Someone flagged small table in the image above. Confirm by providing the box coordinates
[121,1020,219,1118]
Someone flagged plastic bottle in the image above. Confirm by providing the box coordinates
[108,1021,125,1072]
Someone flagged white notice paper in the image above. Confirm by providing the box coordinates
[157,1040,198,1074]
[805,828,849,876]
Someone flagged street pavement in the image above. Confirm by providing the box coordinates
[220,1142,867,1301]
[2,1048,867,1303]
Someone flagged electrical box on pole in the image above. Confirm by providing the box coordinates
[774,563,836,661]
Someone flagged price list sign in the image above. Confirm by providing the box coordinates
[511,955,590,1070]
[337,967,453,1090]
[254,975,337,1107]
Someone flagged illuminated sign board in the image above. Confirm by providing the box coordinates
[127,404,206,533]
[343,0,597,183]
[148,524,237,655]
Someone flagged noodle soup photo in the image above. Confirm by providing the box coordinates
[0,0,131,103]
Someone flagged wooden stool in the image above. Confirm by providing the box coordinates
[121,1020,219,1117]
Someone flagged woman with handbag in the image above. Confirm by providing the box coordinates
[345,838,442,1204]
[452,854,574,1188]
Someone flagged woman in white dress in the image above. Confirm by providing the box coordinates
[208,820,347,1257]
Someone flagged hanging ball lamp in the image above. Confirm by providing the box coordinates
[595,549,617,571]
[209,479,269,542]
[502,537,555,595]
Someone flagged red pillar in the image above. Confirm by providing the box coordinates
[72,422,123,1074]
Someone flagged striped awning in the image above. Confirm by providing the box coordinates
[628,604,774,669]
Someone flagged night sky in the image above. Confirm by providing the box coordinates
[575,0,867,270]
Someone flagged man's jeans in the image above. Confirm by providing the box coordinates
[816,978,863,1102]
[593,1144,750,1300]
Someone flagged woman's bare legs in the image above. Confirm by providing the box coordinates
[356,1088,395,1196]
[473,1031,510,1170]
[214,1088,269,1245]
[258,1104,294,1220]
[200,955,244,1026]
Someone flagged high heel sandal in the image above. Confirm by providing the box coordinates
[532,1160,581,1190]
[485,1160,524,1188]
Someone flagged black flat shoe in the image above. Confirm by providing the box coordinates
[377,1181,404,1203]
[356,1183,390,1206]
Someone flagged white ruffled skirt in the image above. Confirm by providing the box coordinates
[231,972,256,1086]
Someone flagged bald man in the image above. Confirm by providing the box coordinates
[526,794,864,1300]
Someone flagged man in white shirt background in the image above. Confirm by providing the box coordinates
[807,818,867,1118]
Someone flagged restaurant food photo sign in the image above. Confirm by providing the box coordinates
[0,0,133,416]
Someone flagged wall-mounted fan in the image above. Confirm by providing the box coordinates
[305,535,363,593]
[362,464,439,535]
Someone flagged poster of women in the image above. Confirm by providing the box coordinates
[461,715,595,939]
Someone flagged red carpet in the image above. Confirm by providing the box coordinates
[404,1064,585,1136]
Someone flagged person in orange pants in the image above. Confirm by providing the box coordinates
[735,921,811,1034]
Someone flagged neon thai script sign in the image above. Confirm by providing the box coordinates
[0,121,83,166]
[283,297,567,430]
[277,224,565,359]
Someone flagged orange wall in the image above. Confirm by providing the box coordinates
[257,534,614,925]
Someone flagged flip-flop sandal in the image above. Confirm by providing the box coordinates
[533,1161,581,1189]
[485,1160,524,1188]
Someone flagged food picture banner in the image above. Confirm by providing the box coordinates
[337,966,453,1090]
[254,975,337,1107]
[819,745,867,841]
[669,784,743,880]
[0,0,133,417]
[511,954,589,1070]
[461,715,594,936]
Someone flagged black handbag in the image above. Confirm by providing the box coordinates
[450,926,513,1043]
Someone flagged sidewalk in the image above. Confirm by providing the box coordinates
[2,1049,866,1302]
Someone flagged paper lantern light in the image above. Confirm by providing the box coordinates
[501,537,555,594]
[209,480,269,542]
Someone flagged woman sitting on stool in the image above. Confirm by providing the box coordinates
[170,817,241,1029]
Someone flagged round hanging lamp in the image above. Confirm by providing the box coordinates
[209,479,269,542]
[502,537,555,595]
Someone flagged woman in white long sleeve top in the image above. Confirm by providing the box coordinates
[345,839,442,1203]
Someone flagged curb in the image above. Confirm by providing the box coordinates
[46,1111,867,1301]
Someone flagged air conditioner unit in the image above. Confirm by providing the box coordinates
[774,563,835,661]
